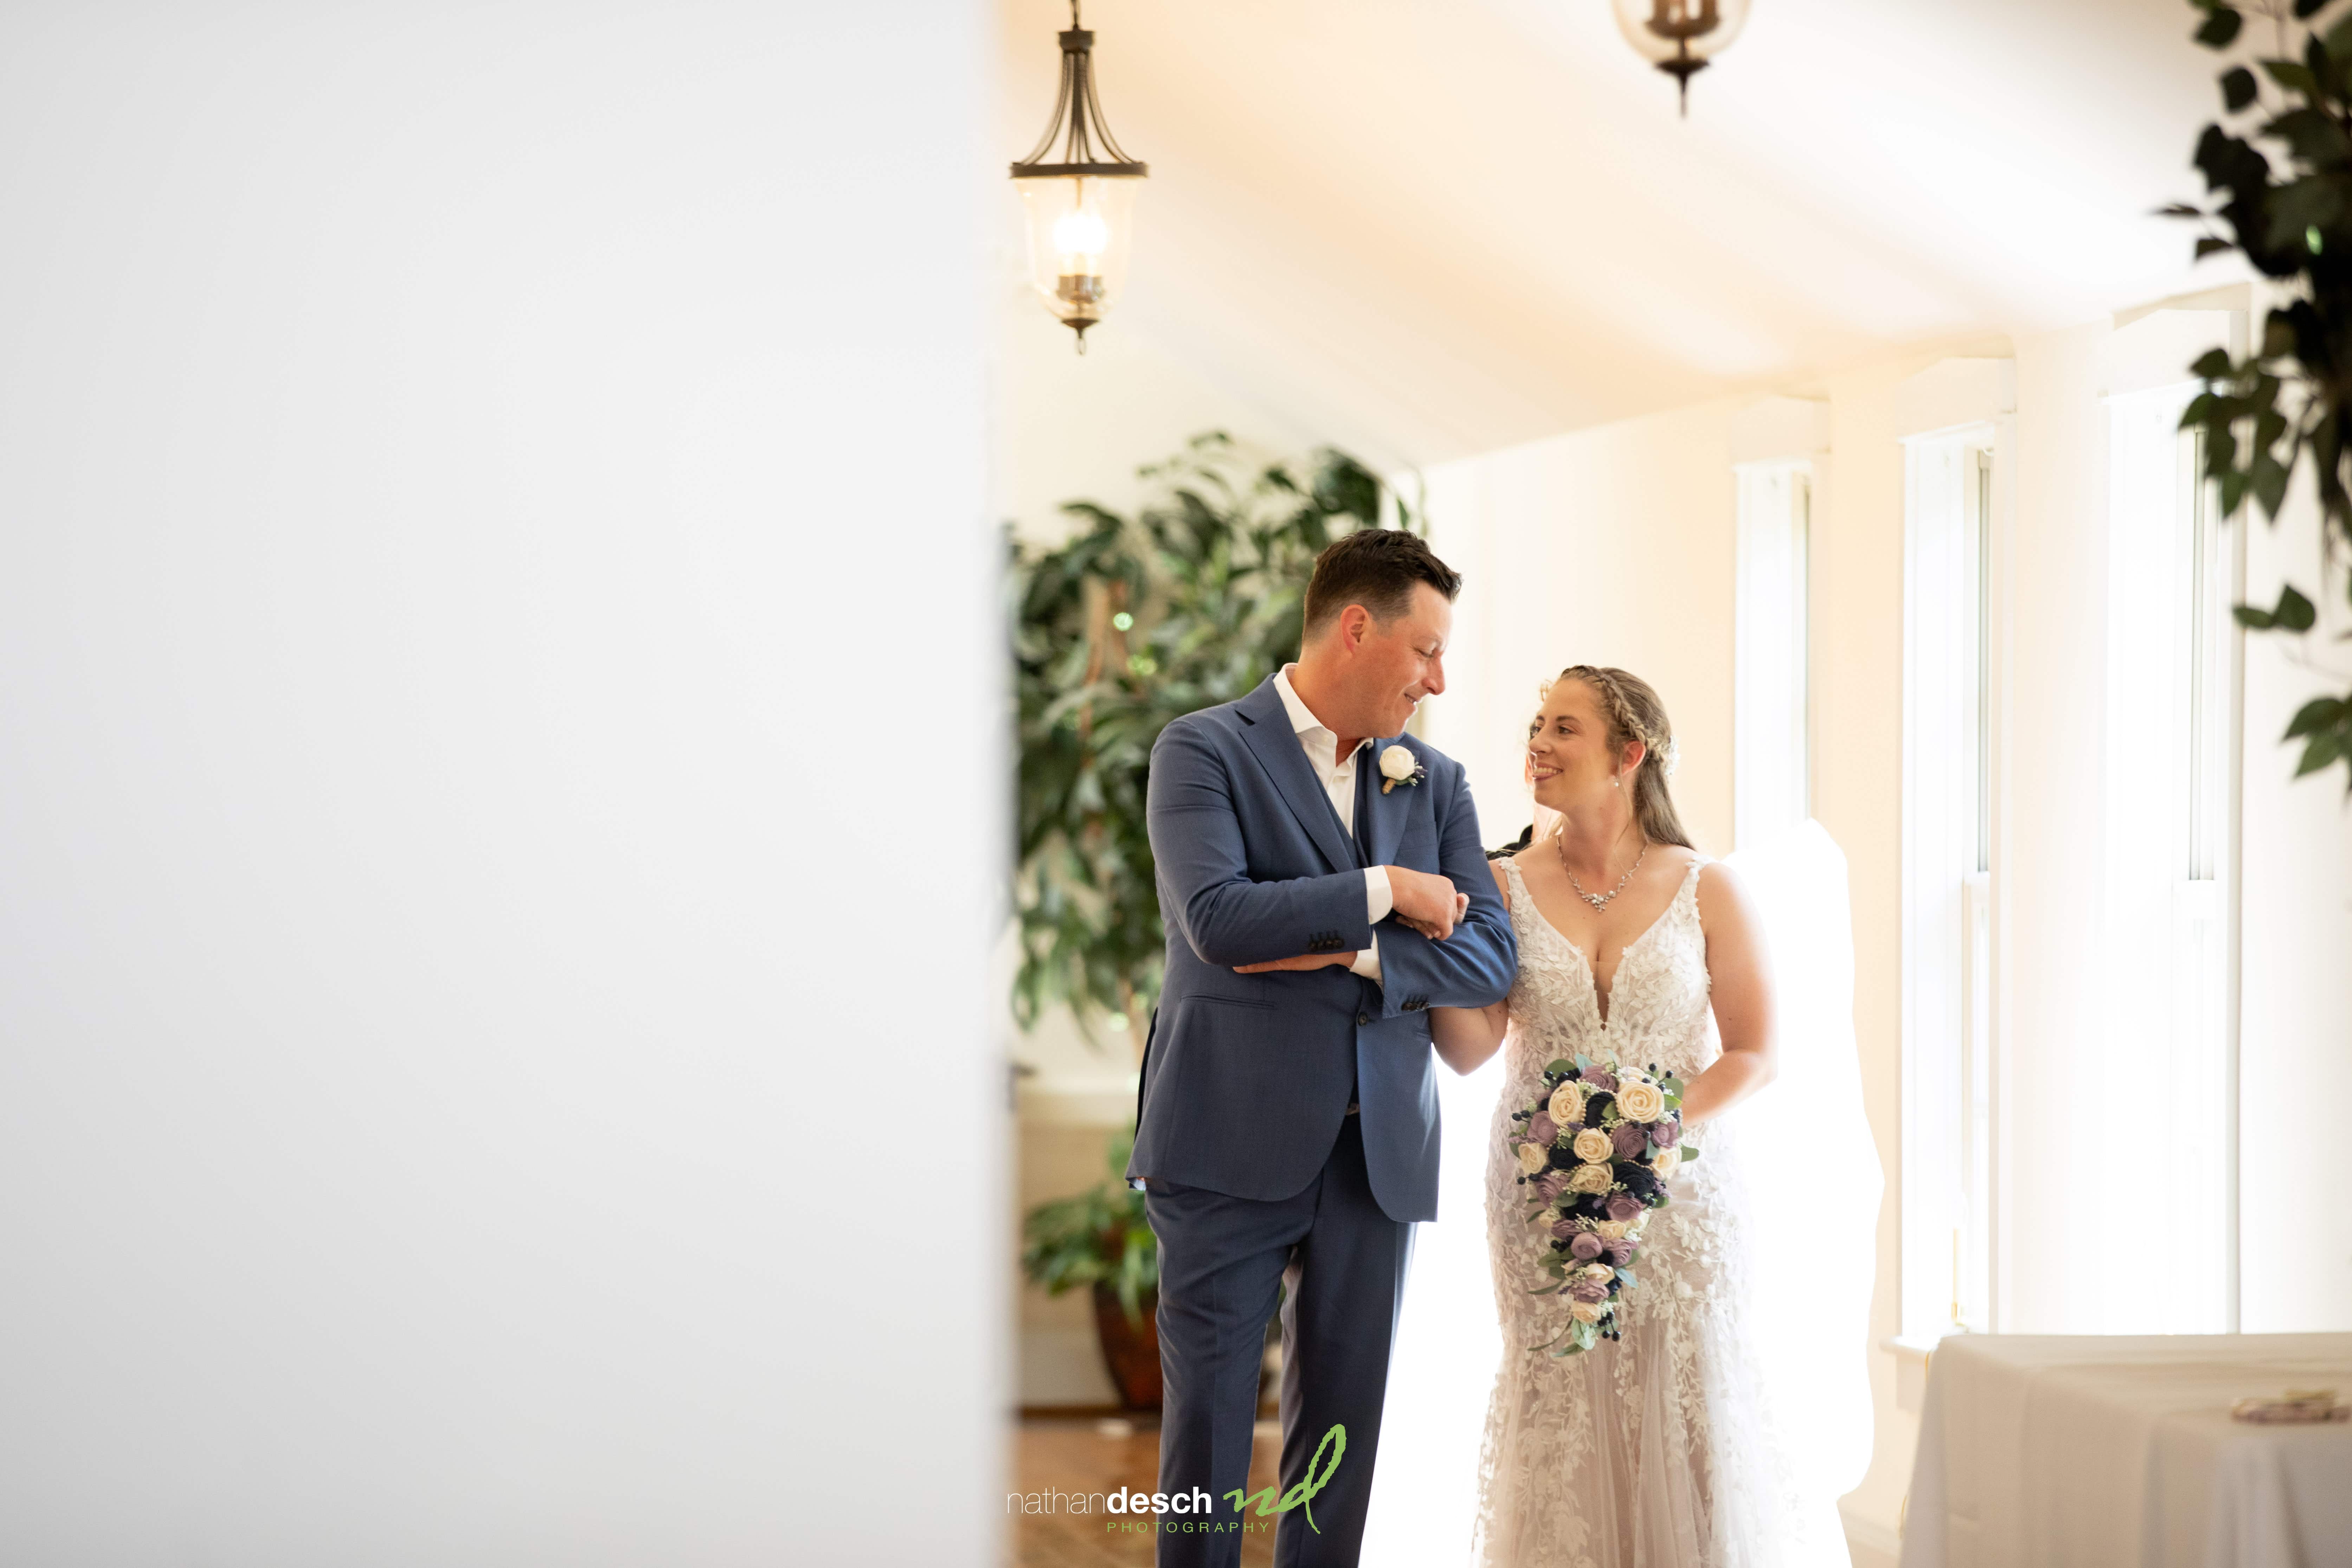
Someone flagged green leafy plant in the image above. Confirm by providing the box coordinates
[1019,1127,1158,1324]
[2172,0,2352,789]
[1008,431,1418,1041]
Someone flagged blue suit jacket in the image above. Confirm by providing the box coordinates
[1125,676,1517,1222]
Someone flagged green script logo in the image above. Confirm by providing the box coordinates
[1102,1423,1348,1534]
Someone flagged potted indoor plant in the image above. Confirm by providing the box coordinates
[1021,1127,1162,1409]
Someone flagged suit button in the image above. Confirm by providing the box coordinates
[1357,1012,1371,1025]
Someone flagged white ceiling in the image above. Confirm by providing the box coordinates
[995,0,2248,468]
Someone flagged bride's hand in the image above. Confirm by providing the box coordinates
[1397,891,1471,940]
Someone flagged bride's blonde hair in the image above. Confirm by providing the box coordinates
[1538,665,1693,851]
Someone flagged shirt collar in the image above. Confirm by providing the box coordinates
[1275,664,1366,754]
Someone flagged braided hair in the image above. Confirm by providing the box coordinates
[1542,665,1693,851]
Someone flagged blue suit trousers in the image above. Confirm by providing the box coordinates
[1144,1117,1412,1568]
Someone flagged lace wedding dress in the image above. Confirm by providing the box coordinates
[1471,855,1842,1568]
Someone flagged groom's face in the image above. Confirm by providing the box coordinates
[1352,583,1452,736]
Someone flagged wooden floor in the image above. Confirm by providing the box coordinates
[1009,1416,1284,1567]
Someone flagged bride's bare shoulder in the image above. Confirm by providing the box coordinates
[1692,857,1762,928]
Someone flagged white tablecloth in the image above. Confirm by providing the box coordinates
[1901,1334,2352,1568]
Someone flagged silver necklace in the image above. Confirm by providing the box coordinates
[1557,834,1649,911]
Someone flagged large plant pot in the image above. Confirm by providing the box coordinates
[1092,1283,1163,1410]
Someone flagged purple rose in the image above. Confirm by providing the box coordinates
[1611,1123,1648,1159]
[1568,1231,1604,1260]
[1566,1280,1610,1304]
[1605,1194,1643,1223]
[1536,1172,1572,1202]
[1549,1218,1579,1241]
[1649,1118,1681,1149]
[1581,1067,1618,1092]
[1529,1112,1559,1145]
[1604,1239,1635,1266]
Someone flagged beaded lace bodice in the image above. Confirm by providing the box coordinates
[1472,853,1826,1568]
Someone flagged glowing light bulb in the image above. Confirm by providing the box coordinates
[1053,207,1110,266]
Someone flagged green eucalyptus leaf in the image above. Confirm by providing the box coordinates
[2294,728,2344,776]
[2198,6,2244,47]
[2263,58,2324,98]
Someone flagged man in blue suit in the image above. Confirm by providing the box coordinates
[1129,529,1517,1567]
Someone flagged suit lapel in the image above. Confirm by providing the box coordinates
[1234,679,1358,875]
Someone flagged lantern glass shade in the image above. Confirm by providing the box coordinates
[1608,0,1751,71]
[1015,172,1141,336]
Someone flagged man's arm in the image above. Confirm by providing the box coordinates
[1365,763,1517,1020]
[1147,718,1376,968]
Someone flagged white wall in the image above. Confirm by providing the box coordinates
[0,6,998,1564]
[1421,399,1741,855]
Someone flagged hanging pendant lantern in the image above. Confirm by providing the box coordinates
[1609,0,1750,115]
[1010,1,1147,353]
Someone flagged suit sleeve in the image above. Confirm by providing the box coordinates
[1147,718,1377,968]
[1367,760,1518,1019]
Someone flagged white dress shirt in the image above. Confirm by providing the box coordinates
[1274,665,1393,983]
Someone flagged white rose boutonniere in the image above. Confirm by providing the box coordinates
[1378,744,1427,794]
[1615,1080,1667,1123]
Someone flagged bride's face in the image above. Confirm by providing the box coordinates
[1526,680,1629,812]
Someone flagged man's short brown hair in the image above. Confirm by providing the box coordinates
[1302,528,1462,639]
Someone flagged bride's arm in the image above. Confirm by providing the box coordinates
[1429,861,1513,1075]
[1681,861,1778,1125]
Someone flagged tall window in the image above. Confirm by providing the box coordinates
[1902,427,1997,1339]
[1735,462,1811,847]
[2103,386,2241,1332]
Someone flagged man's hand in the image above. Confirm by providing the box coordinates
[1383,866,1464,940]
[1397,891,1471,941]
[1233,950,1360,974]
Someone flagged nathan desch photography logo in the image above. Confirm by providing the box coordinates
[1006,1423,1348,1537]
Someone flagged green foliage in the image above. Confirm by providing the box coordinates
[1007,431,1417,1039]
[2172,0,2352,793]
[1018,1127,1158,1324]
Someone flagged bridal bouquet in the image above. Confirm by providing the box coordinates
[1508,1054,1695,1355]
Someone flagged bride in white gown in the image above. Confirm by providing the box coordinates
[1419,666,1847,1568]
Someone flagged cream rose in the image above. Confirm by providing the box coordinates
[1581,1262,1614,1283]
[1652,1148,1680,1180]
[1379,744,1417,781]
[1571,1128,1613,1163]
[1596,1220,1629,1240]
[1547,1081,1584,1125]
[1568,1298,1607,1323]
[1516,1141,1549,1175]
[1614,1080,1667,1122]
[1567,1162,1614,1195]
